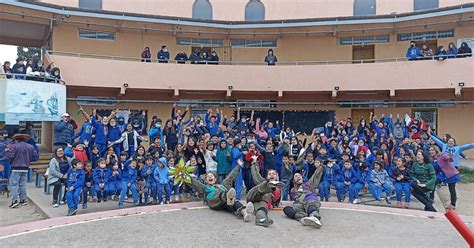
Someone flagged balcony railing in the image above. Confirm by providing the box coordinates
[47,50,473,66]
[0,73,66,85]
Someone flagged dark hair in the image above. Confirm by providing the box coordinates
[71,159,82,168]
[416,150,431,164]
[97,158,106,165]
[53,147,65,161]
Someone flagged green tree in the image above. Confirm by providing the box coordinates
[16,46,41,61]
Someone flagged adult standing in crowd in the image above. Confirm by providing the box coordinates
[7,133,38,208]
[406,41,421,61]
[54,113,75,149]
[157,45,170,63]
[264,49,278,65]
[141,47,151,62]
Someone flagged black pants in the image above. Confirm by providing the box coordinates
[411,182,436,212]
[52,180,63,203]
[448,183,457,207]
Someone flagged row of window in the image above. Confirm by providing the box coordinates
[78,0,440,20]
[78,29,455,47]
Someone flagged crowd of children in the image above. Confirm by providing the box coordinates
[47,104,470,217]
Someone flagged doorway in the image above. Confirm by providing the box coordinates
[352,45,375,63]
[351,109,373,126]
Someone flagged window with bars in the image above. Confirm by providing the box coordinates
[231,39,277,48]
[176,38,223,47]
[78,29,115,41]
[397,30,454,42]
[338,35,389,45]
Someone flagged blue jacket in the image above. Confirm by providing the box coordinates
[149,127,164,145]
[370,169,393,186]
[154,165,169,185]
[93,167,110,185]
[157,50,170,62]
[54,121,74,145]
[322,164,340,184]
[66,168,85,189]
[205,113,221,136]
[121,161,137,183]
[338,167,358,184]
[71,121,94,144]
[431,134,474,167]
[91,116,107,145]
[356,169,371,185]
[142,164,157,183]
[231,146,243,169]
[0,139,11,162]
[264,123,280,139]
[107,125,122,143]
[406,46,421,60]
[108,168,122,183]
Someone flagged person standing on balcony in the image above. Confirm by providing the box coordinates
[3,61,12,79]
[264,49,278,65]
[457,42,472,57]
[54,113,75,149]
[208,50,220,65]
[189,49,201,64]
[12,57,26,79]
[420,44,434,60]
[157,45,170,63]
[406,41,421,61]
[174,51,188,64]
[447,42,458,58]
[141,47,151,63]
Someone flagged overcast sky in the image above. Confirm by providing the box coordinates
[0,44,17,64]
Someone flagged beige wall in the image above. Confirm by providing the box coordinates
[37,0,474,20]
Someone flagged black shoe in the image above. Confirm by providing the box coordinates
[9,200,20,208]
[71,208,78,216]
[103,197,108,202]
[20,199,28,206]
[97,198,102,203]
[256,218,273,227]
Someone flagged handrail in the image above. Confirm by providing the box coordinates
[0,73,66,85]
[47,50,473,66]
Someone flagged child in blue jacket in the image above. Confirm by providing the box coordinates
[119,160,139,207]
[154,157,171,205]
[352,163,371,204]
[142,156,157,205]
[369,161,393,204]
[336,160,358,202]
[66,159,85,216]
[319,159,341,202]
[93,158,110,202]
[82,163,94,209]
[108,161,122,200]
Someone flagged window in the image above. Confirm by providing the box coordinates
[231,39,277,48]
[397,29,454,42]
[78,29,115,41]
[192,0,213,20]
[338,35,389,45]
[414,0,439,11]
[176,38,223,47]
[245,0,265,21]
[79,0,102,10]
[353,0,376,16]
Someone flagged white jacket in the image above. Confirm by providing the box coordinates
[113,130,145,151]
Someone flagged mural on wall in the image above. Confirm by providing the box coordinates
[4,80,66,124]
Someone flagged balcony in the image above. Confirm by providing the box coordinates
[48,51,473,99]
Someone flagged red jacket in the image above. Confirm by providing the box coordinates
[73,148,89,166]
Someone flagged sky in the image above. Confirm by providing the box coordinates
[0,44,17,64]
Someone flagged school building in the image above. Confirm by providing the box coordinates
[0,0,473,154]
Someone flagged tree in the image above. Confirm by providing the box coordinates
[17,46,41,61]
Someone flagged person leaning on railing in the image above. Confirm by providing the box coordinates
[264,49,278,65]
[12,57,26,79]
[457,42,472,58]
[2,61,13,79]
[406,41,421,61]
[174,51,188,64]
[157,45,170,63]
[141,47,151,63]
[420,44,434,60]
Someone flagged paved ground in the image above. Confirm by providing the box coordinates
[0,207,471,248]
[0,193,44,228]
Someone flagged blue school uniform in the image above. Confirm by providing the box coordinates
[319,164,342,201]
[368,169,393,200]
[93,167,110,201]
[66,168,85,210]
[108,168,122,196]
[336,167,358,202]
[119,161,139,206]
[352,168,371,201]
[154,158,171,203]
[142,163,157,204]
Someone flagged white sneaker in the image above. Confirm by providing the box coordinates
[352,199,360,204]
[52,203,59,208]
[243,202,255,222]
[226,188,236,206]
[301,216,322,228]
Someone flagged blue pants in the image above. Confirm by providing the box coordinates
[368,182,393,200]
[145,182,157,202]
[231,165,243,200]
[281,180,291,201]
[107,181,122,196]
[94,184,108,200]
[336,183,355,201]
[320,180,343,200]
[66,187,82,209]
[157,183,171,203]
[242,168,253,193]
[119,181,138,205]
[127,146,135,159]
[170,181,180,196]
[9,171,27,202]
[96,143,107,157]
[82,186,94,204]
[112,144,121,157]
[352,182,367,200]
[395,182,411,202]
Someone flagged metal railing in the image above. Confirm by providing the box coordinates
[0,73,65,85]
[47,50,473,66]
